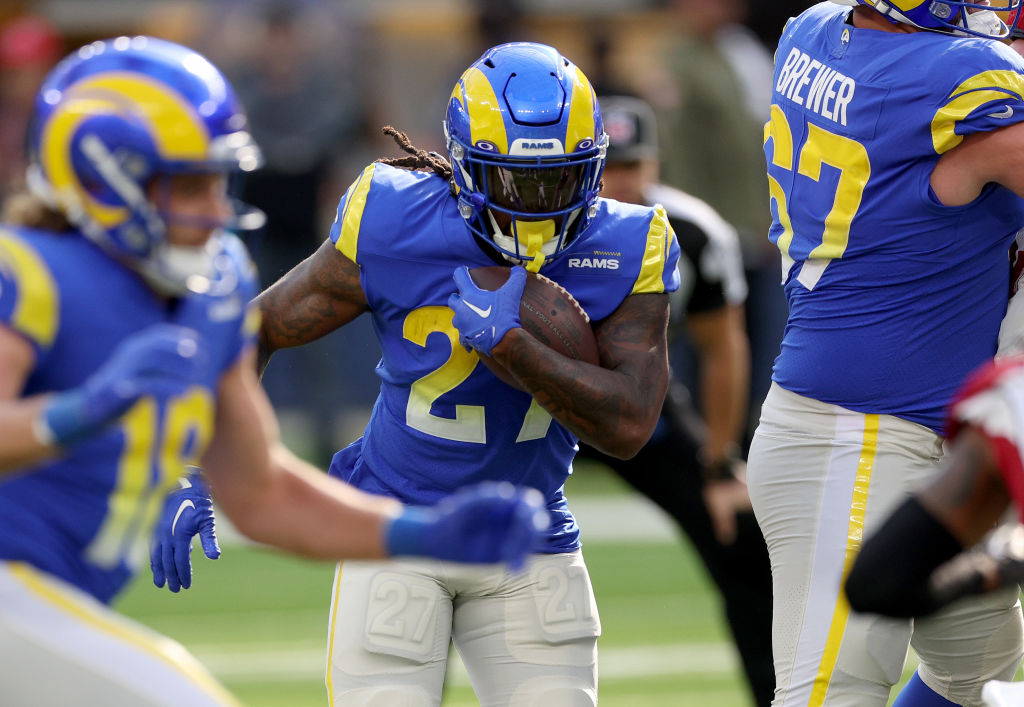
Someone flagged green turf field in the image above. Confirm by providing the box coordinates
[115,465,927,706]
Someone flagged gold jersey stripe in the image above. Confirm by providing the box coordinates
[0,230,59,349]
[932,70,1024,154]
[334,165,376,264]
[632,205,672,295]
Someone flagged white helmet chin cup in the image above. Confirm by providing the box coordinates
[136,237,220,296]
[963,10,1006,38]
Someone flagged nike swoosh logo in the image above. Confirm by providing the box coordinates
[172,500,196,536]
[990,106,1014,119]
[464,301,492,318]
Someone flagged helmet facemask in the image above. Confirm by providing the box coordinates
[835,0,1021,39]
[447,128,607,272]
[444,42,608,273]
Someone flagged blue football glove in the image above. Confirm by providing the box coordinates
[38,324,204,446]
[386,482,549,570]
[447,266,526,356]
[150,468,221,593]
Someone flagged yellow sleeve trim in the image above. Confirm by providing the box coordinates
[0,230,59,349]
[242,303,261,337]
[334,164,376,264]
[632,205,672,295]
[932,70,1024,154]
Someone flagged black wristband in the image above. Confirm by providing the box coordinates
[1011,24,1024,41]
[702,458,738,482]
[698,444,742,483]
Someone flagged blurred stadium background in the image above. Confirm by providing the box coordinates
[0,0,940,705]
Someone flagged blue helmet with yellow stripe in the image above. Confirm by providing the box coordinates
[444,42,608,272]
[26,36,263,293]
[833,0,1020,38]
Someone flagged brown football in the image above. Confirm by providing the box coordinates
[468,266,599,390]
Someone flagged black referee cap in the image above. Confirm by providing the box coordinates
[600,95,659,164]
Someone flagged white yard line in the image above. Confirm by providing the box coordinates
[192,640,739,683]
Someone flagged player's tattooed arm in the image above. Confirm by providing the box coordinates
[255,239,369,376]
[492,292,669,459]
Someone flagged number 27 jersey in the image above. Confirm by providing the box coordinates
[766,2,1024,431]
[326,163,679,552]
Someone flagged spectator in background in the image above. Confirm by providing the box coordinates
[577,95,774,706]
[0,15,61,205]
[651,0,788,449]
[745,0,816,48]
[204,0,372,460]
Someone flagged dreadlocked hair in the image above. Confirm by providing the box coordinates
[376,126,453,181]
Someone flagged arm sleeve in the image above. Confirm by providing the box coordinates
[630,205,681,296]
[845,496,963,618]
[931,58,1024,155]
[328,164,377,266]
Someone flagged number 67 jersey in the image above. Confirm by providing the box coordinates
[766,2,1024,432]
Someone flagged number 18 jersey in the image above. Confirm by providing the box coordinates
[766,2,1024,432]
[0,228,259,603]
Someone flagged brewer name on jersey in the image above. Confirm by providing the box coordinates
[775,47,855,127]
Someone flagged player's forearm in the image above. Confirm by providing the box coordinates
[698,337,749,462]
[0,396,60,473]
[491,328,667,459]
[223,445,400,560]
[255,240,367,375]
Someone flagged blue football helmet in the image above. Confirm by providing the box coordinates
[444,42,608,272]
[833,0,1020,38]
[27,36,263,294]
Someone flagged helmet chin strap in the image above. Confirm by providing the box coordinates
[136,238,220,296]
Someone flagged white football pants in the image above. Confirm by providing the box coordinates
[325,550,600,706]
[0,560,237,706]
[748,383,1023,707]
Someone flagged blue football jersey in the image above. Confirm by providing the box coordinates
[0,228,260,603]
[766,3,1024,432]
[326,163,680,552]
